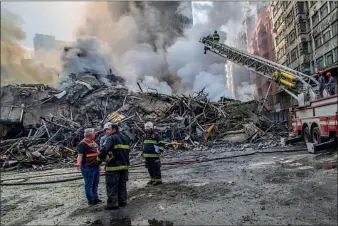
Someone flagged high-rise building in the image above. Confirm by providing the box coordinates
[227,27,251,99]
[248,6,277,105]
[270,1,337,114]
[33,34,56,51]
[33,34,71,60]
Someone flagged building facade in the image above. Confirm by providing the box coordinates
[33,34,71,60]
[33,34,56,51]
[248,5,278,106]
[270,1,337,112]
[227,28,251,99]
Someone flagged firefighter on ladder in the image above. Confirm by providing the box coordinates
[141,122,165,186]
[212,30,220,43]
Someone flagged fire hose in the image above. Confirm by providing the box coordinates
[0,147,308,186]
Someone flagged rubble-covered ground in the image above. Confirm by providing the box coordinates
[1,146,337,225]
[0,75,288,171]
[1,76,337,225]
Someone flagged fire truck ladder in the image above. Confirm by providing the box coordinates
[199,37,320,107]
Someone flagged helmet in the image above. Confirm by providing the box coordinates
[214,30,217,33]
[144,122,154,130]
[104,122,118,129]
[326,72,331,77]
[104,122,113,129]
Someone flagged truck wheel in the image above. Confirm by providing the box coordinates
[303,127,311,142]
[312,127,322,144]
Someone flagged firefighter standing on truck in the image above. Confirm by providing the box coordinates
[97,123,130,210]
[141,122,165,186]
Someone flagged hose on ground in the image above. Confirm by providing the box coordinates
[0,147,308,186]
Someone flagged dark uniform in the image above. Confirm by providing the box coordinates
[213,32,220,43]
[142,132,165,185]
[97,132,130,209]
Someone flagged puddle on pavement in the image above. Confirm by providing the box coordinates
[89,217,173,226]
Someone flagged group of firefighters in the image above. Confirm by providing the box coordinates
[315,70,336,97]
[76,121,164,210]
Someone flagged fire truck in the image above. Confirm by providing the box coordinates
[200,37,338,153]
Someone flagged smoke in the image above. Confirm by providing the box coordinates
[1,8,60,85]
[236,82,257,101]
[71,1,248,101]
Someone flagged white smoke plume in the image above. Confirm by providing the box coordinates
[236,82,258,101]
[64,1,248,101]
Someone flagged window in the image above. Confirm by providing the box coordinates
[300,22,307,32]
[330,1,337,11]
[326,51,333,66]
[317,56,324,69]
[302,42,309,54]
[286,10,294,25]
[312,12,320,25]
[335,48,338,62]
[289,29,296,43]
[291,48,298,61]
[268,95,273,106]
[320,3,328,18]
[323,29,331,43]
[315,35,322,48]
[333,21,338,36]
[298,2,305,14]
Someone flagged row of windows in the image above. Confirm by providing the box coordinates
[312,2,337,27]
[312,48,338,72]
[314,21,338,49]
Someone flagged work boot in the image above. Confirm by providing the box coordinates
[152,181,162,186]
[88,200,97,206]
[94,199,103,204]
[119,202,127,207]
[147,180,154,185]
[105,202,119,210]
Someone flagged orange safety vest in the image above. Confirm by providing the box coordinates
[79,139,99,167]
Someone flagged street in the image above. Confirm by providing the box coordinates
[1,147,337,225]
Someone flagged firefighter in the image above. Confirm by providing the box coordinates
[97,123,130,210]
[326,72,336,95]
[76,128,101,205]
[316,70,325,98]
[141,122,165,186]
[213,30,220,43]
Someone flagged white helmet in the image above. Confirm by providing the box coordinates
[144,122,154,130]
[104,122,113,129]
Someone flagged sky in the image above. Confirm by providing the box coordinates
[1,1,87,48]
[1,1,207,49]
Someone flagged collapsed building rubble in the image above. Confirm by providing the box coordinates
[0,73,289,170]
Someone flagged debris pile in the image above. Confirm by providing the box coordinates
[0,75,287,170]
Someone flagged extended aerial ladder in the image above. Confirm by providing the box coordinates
[199,37,321,107]
[200,37,338,153]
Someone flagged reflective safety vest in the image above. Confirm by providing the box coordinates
[97,132,130,171]
[213,33,220,41]
[79,139,99,167]
[143,133,165,158]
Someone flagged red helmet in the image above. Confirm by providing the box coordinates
[326,72,331,77]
